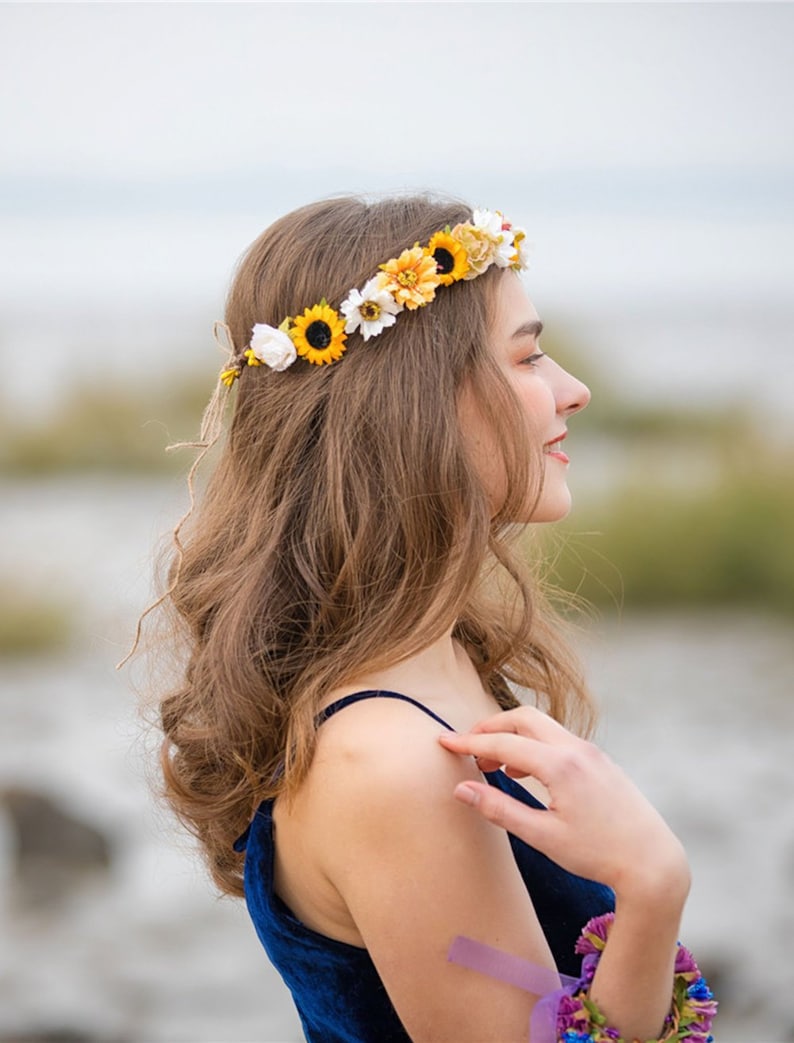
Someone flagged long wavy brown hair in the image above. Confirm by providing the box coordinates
[155,195,594,896]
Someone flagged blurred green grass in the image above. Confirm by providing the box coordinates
[0,377,212,476]
[529,331,794,615]
[0,579,74,657]
[549,458,794,615]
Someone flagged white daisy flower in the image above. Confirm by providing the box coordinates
[493,227,517,268]
[340,276,403,341]
[471,208,504,239]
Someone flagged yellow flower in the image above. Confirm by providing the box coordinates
[289,301,347,365]
[379,245,440,310]
[220,365,241,386]
[511,227,529,270]
[427,230,469,285]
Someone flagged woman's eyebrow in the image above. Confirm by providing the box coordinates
[511,320,544,340]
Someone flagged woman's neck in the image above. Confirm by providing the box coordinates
[326,630,501,731]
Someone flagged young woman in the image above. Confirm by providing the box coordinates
[151,196,716,1042]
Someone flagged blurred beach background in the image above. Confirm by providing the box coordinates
[1,3,792,1041]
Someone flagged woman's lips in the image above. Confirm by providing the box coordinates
[543,433,569,464]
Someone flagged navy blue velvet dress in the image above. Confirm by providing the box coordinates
[235,691,615,1042]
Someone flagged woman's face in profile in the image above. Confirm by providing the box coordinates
[465,272,591,523]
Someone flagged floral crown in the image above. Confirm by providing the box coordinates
[220,208,528,383]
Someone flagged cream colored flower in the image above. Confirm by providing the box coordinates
[247,322,297,371]
[450,221,499,279]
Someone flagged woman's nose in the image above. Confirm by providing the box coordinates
[551,360,591,416]
[566,375,591,416]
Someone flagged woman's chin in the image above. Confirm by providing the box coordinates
[527,489,573,524]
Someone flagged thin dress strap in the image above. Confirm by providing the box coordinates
[317,690,454,731]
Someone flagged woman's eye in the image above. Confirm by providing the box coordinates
[521,351,546,367]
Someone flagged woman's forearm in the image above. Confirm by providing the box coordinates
[588,863,690,1040]
[438,713,700,1040]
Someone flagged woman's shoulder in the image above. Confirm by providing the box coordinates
[270,689,490,948]
[292,689,553,1042]
[311,689,469,798]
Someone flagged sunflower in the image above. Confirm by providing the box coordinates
[379,245,441,310]
[289,301,348,365]
[427,230,469,285]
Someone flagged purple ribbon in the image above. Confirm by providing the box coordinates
[447,935,589,1043]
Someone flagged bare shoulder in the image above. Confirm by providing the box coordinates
[300,696,554,1043]
[311,694,473,800]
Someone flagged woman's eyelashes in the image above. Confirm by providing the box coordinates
[520,351,546,367]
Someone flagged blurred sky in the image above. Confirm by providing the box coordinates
[1,2,793,409]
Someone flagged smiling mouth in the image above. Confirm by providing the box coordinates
[543,433,567,453]
[543,434,569,462]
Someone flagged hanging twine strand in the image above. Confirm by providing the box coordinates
[116,322,242,669]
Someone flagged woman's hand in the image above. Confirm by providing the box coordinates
[438,705,690,903]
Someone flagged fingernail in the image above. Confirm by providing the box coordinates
[454,783,480,807]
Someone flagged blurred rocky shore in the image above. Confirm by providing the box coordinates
[1,479,792,1043]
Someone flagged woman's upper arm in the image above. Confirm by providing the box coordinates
[310,706,554,1043]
